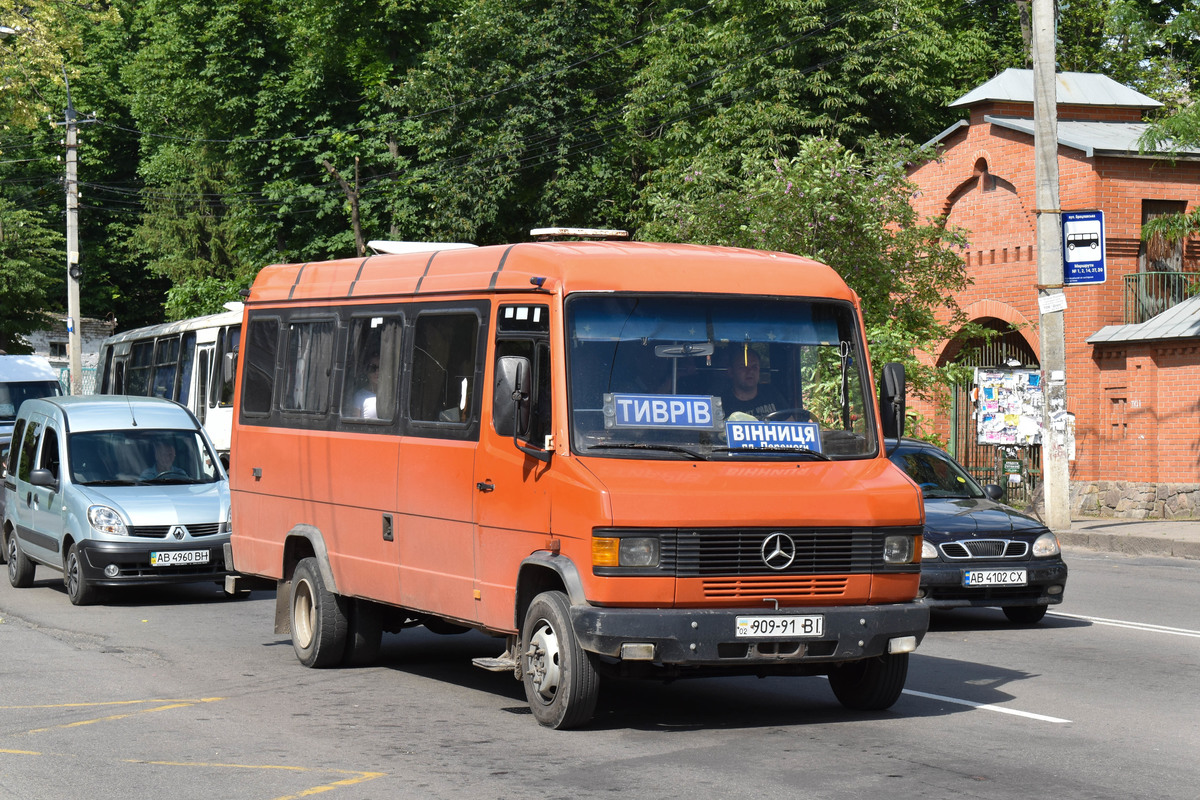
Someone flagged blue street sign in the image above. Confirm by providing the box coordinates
[1062,210,1105,285]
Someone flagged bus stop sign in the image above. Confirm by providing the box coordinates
[1062,209,1105,285]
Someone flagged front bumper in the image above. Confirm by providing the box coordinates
[76,537,233,587]
[919,558,1068,609]
[570,602,929,669]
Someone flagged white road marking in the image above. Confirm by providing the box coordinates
[1049,611,1200,638]
[902,689,1071,723]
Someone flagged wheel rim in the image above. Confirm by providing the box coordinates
[525,618,563,703]
[293,579,316,650]
[66,552,80,599]
[7,538,17,581]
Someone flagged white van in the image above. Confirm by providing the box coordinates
[3,395,232,605]
[0,355,62,451]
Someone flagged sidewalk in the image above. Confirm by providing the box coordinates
[1054,517,1200,561]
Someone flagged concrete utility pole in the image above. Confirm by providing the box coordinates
[63,81,83,396]
[1032,0,1071,530]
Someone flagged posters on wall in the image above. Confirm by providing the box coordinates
[974,368,1043,446]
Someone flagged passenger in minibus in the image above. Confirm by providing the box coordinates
[350,357,380,419]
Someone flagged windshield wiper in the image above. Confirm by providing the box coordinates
[585,443,707,460]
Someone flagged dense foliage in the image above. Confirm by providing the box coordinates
[0,0,1196,384]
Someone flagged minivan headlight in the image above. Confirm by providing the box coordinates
[1032,532,1061,557]
[88,505,128,536]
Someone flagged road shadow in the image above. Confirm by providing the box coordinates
[927,606,1090,632]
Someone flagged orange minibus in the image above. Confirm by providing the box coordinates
[226,232,928,729]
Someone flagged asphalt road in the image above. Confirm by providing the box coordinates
[1,546,1197,800]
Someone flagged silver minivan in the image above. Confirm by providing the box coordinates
[2,395,232,604]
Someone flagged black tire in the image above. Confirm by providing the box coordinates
[343,598,383,666]
[7,533,35,588]
[65,542,96,606]
[828,652,909,711]
[290,557,349,668]
[1003,605,1048,625]
[521,590,599,729]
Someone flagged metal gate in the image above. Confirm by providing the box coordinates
[948,326,1041,506]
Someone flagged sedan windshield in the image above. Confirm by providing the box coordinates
[566,294,877,459]
[888,446,986,499]
[68,429,222,486]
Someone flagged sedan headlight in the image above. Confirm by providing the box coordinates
[921,539,938,560]
[88,505,128,536]
[1032,532,1061,557]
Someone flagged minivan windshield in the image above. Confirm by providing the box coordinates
[566,294,877,460]
[68,428,222,486]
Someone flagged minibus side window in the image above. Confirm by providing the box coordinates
[243,318,280,416]
[410,313,478,424]
[282,320,336,414]
[494,341,551,444]
[344,315,402,422]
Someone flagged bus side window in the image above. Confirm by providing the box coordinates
[411,313,478,424]
[127,341,154,395]
[218,325,241,408]
[242,318,279,415]
[281,320,336,414]
[344,315,402,422]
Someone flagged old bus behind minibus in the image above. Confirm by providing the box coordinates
[226,236,927,729]
[97,306,242,459]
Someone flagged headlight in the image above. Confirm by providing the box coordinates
[883,534,917,564]
[88,505,128,536]
[1032,532,1061,557]
[592,535,660,568]
[921,539,938,560]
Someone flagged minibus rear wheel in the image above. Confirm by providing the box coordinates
[521,590,600,729]
[827,652,909,711]
[290,557,349,668]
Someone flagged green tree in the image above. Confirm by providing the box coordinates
[0,199,61,353]
[639,137,980,400]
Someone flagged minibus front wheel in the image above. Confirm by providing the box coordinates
[521,590,600,729]
[290,557,349,668]
[827,652,909,711]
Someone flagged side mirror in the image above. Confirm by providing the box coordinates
[222,350,238,386]
[983,484,1004,501]
[29,468,59,492]
[879,362,906,440]
[493,356,550,463]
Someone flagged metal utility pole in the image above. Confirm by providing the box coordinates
[1032,0,1071,530]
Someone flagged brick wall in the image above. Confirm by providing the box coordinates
[907,98,1200,491]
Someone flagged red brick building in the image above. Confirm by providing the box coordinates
[907,69,1200,518]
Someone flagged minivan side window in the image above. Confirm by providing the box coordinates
[16,419,40,482]
[38,427,60,480]
[7,418,25,474]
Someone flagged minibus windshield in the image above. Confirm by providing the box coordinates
[566,295,878,459]
[68,429,223,486]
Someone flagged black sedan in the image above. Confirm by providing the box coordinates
[887,438,1067,624]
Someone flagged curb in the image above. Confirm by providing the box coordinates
[1057,530,1200,561]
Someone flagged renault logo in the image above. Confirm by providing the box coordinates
[760,532,796,570]
[169,525,188,540]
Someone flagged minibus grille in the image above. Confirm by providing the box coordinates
[128,523,224,539]
[671,528,895,577]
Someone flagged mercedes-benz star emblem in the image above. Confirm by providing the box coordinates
[169,525,188,540]
[760,532,796,570]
